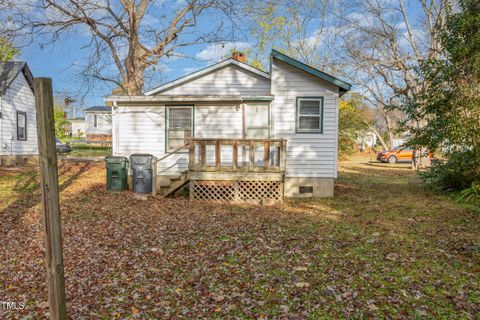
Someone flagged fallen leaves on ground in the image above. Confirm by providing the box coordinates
[0,161,479,319]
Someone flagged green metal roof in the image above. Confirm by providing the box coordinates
[271,49,352,95]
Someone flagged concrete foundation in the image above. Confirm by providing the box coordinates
[0,155,38,166]
[284,177,334,198]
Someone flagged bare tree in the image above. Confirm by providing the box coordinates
[13,0,226,95]
[342,0,450,167]
[244,0,346,72]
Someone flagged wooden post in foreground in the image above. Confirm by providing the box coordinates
[34,78,67,320]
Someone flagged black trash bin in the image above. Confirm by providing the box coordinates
[129,153,155,194]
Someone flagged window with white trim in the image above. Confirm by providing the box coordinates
[167,106,193,151]
[17,111,27,140]
[296,97,323,133]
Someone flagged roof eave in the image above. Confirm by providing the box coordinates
[271,49,352,94]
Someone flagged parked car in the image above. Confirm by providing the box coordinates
[56,139,72,153]
[377,146,413,164]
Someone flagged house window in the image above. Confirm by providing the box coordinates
[17,111,27,140]
[296,97,323,133]
[245,103,270,138]
[94,114,98,128]
[167,106,193,151]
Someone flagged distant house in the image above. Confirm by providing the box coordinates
[106,50,352,199]
[0,61,37,165]
[392,137,406,148]
[68,117,85,137]
[84,106,112,142]
[357,131,377,151]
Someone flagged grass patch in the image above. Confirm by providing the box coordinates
[69,143,112,157]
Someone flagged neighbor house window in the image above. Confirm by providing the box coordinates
[296,97,324,133]
[94,114,98,128]
[167,106,193,151]
[17,111,27,140]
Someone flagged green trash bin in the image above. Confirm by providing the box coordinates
[105,156,129,191]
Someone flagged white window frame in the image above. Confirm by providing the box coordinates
[296,97,324,133]
[166,105,194,152]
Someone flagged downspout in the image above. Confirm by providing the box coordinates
[113,101,119,156]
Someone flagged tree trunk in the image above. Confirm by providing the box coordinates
[369,126,389,150]
[413,146,431,170]
[124,68,145,95]
[384,115,395,149]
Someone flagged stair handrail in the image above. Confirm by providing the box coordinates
[153,143,189,164]
[151,142,189,197]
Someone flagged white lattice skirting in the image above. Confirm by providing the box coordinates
[190,180,283,204]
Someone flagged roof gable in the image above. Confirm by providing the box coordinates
[144,59,270,96]
[271,50,351,95]
[0,62,34,96]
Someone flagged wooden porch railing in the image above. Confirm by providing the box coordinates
[188,138,287,173]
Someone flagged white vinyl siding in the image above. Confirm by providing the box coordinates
[271,59,339,178]
[70,121,85,136]
[154,65,270,96]
[85,112,112,135]
[112,58,341,179]
[113,103,243,175]
[0,72,38,156]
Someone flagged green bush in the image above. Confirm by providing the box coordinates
[458,182,480,203]
[420,150,480,192]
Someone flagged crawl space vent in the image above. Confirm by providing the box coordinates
[299,186,313,194]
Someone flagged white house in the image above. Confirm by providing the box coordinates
[68,117,86,137]
[84,106,112,142]
[106,50,351,200]
[357,131,377,150]
[0,62,37,165]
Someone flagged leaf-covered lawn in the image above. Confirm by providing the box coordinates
[0,161,479,319]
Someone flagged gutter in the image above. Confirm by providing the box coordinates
[104,95,275,104]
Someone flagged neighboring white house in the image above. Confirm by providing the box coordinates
[68,117,85,137]
[106,50,351,199]
[84,106,112,142]
[0,62,37,165]
[357,131,377,150]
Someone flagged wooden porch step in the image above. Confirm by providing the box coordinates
[157,171,189,198]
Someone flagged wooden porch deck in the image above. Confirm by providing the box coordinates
[186,138,287,203]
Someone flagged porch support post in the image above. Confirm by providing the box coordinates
[232,141,238,171]
[249,140,255,171]
[215,140,221,170]
[188,139,195,170]
[200,141,206,171]
[280,140,287,172]
[264,141,270,169]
